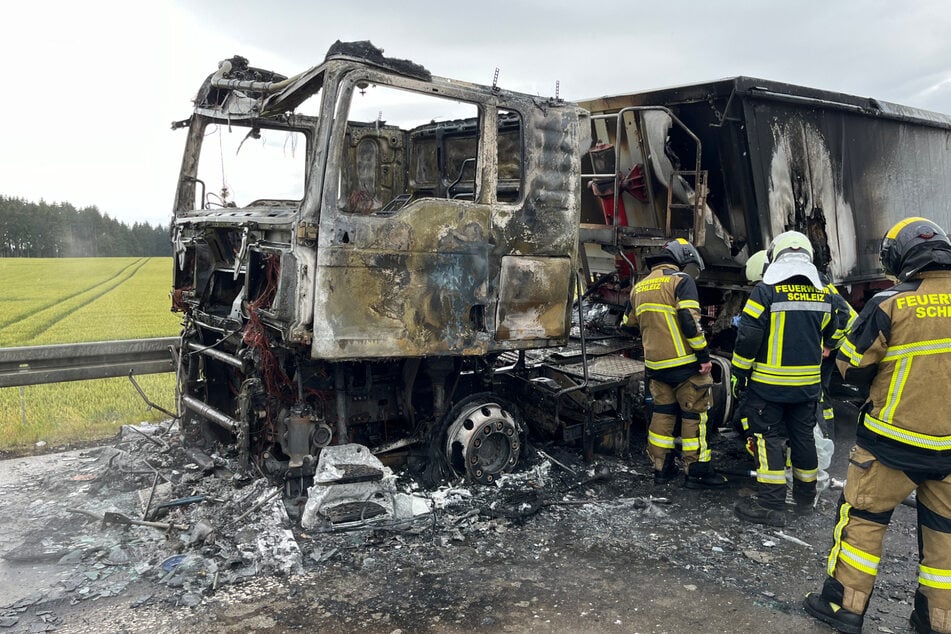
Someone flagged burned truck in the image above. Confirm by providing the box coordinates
[171,41,951,487]
[171,41,642,488]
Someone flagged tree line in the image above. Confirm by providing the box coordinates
[0,196,171,258]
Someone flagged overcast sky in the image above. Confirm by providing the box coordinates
[2,0,950,228]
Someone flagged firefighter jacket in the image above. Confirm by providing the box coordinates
[837,270,951,472]
[628,264,709,383]
[732,275,839,403]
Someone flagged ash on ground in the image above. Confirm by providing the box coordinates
[0,408,923,633]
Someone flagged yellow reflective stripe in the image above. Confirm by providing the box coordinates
[886,216,928,239]
[743,299,765,319]
[839,338,862,365]
[793,467,818,482]
[681,438,699,450]
[840,541,880,576]
[768,312,784,366]
[823,407,835,421]
[677,299,700,310]
[621,312,630,326]
[751,361,821,386]
[882,337,951,362]
[648,430,677,449]
[879,357,910,421]
[697,411,710,461]
[732,353,754,371]
[828,502,852,576]
[686,334,707,349]
[756,469,787,484]
[864,412,951,450]
[752,433,783,483]
[755,433,767,468]
[645,354,698,370]
[752,362,821,375]
[919,565,951,589]
[664,312,688,358]
[750,371,821,386]
[635,302,677,316]
[740,416,750,432]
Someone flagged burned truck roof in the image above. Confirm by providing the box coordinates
[581,75,951,131]
[190,40,494,123]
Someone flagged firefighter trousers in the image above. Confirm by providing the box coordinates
[646,374,712,472]
[820,445,951,632]
[743,393,817,509]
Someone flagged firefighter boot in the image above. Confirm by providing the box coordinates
[684,461,728,489]
[734,496,785,527]
[803,593,863,634]
[653,453,680,485]
[792,482,818,516]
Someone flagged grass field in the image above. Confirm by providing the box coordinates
[0,257,181,449]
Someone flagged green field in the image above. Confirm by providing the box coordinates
[0,258,181,449]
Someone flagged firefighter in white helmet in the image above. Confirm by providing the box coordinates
[731,231,840,527]
[745,249,769,284]
[747,246,856,433]
[805,217,951,634]
[625,239,727,489]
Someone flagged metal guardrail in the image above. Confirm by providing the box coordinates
[0,337,180,388]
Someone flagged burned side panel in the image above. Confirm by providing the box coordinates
[312,201,492,357]
[490,106,588,344]
[743,95,951,283]
[496,256,573,340]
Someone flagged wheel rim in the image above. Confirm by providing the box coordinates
[444,401,521,484]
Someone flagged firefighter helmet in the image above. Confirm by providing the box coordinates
[745,249,768,283]
[767,231,814,262]
[651,238,705,279]
[763,231,824,288]
[880,217,951,280]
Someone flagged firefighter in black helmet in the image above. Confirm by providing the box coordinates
[625,239,727,489]
[805,217,951,634]
[731,231,840,527]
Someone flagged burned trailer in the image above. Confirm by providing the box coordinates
[576,77,951,321]
[170,42,640,487]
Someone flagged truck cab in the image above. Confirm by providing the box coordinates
[171,42,598,485]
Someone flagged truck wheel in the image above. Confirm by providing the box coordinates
[706,354,733,430]
[443,394,523,485]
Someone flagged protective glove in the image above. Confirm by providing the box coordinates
[731,373,748,398]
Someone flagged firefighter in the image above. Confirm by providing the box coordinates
[747,248,856,437]
[745,248,769,284]
[627,238,727,489]
[804,217,951,634]
[731,231,839,527]
[732,249,769,445]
